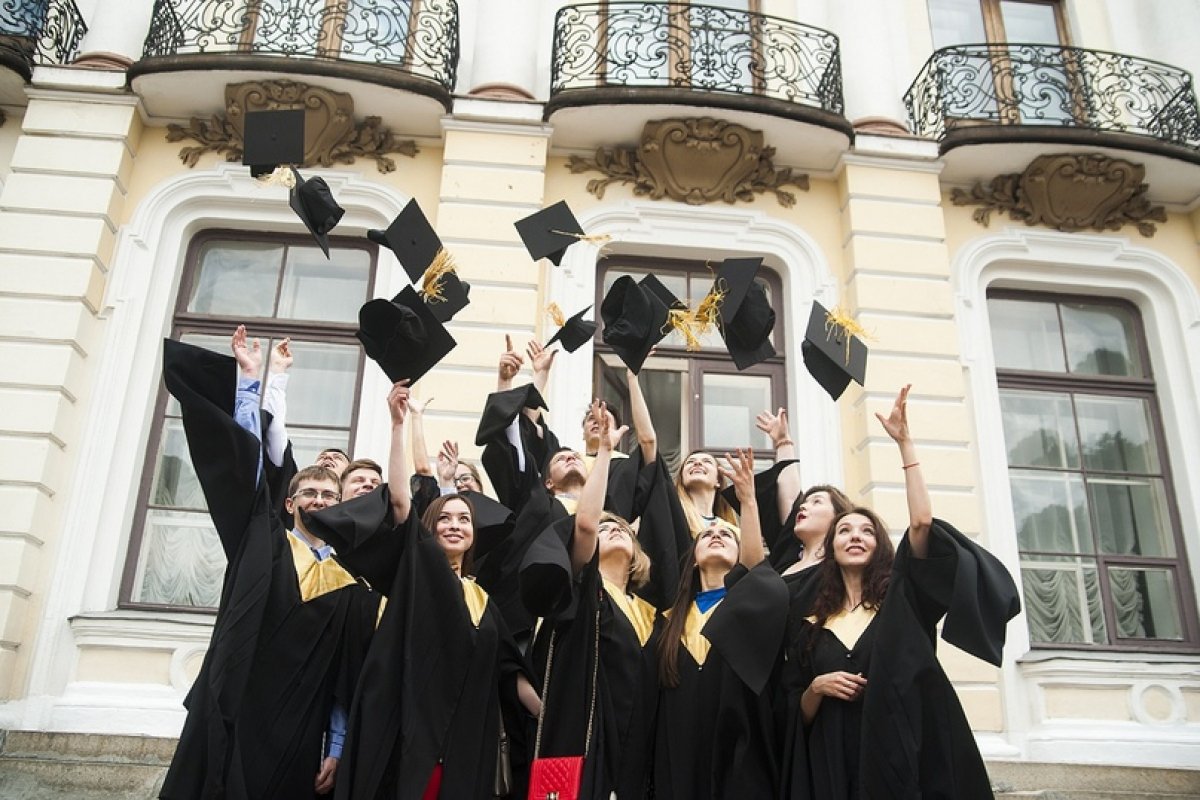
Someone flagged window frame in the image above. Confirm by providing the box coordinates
[119,229,377,613]
[593,253,787,463]
[989,287,1199,653]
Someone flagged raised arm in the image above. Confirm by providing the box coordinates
[755,407,800,522]
[263,337,292,468]
[876,384,931,557]
[572,400,612,574]
[409,395,434,477]
[387,381,412,526]
[435,440,459,491]
[526,339,557,427]
[723,448,765,568]
[497,334,524,392]
[627,367,657,463]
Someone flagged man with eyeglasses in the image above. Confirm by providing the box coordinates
[159,330,379,800]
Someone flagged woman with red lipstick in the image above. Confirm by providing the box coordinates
[783,386,1020,799]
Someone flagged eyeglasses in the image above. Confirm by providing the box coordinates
[293,489,341,502]
[452,474,476,487]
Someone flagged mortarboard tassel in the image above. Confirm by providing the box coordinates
[420,248,458,304]
[546,302,566,328]
[664,307,704,352]
[692,279,728,335]
[256,165,297,189]
[824,305,873,362]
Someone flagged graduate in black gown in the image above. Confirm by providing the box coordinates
[784,385,1021,799]
[306,381,540,800]
[158,336,379,800]
[651,448,790,800]
[518,396,687,799]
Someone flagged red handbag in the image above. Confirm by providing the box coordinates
[527,604,600,800]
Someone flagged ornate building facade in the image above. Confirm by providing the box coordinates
[0,0,1197,792]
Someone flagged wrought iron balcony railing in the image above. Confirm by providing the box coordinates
[0,0,88,80]
[140,0,458,95]
[905,43,1200,151]
[549,2,844,119]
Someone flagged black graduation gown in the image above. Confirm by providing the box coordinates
[783,519,1021,800]
[651,561,789,800]
[306,489,532,800]
[516,452,683,800]
[158,340,378,800]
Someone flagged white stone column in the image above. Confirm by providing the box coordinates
[462,0,542,99]
[826,0,914,131]
[74,0,156,69]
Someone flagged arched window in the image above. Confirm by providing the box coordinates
[594,255,787,473]
[120,230,376,610]
[988,289,1197,650]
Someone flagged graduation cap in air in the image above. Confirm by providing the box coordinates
[545,303,597,353]
[289,168,345,259]
[695,257,777,370]
[242,108,305,178]
[368,201,470,322]
[515,201,608,266]
[801,300,869,401]
[356,285,456,384]
[475,384,548,445]
[600,274,678,375]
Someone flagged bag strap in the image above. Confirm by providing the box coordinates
[532,589,603,760]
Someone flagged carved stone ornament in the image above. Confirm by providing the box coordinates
[951,153,1167,238]
[567,117,809,207]
[166,80,418,173]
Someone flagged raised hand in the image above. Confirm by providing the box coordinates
[231,325,262,378]
[592,399,612,453]
[387,380,412,426]
[410,394,434,416]
[436,439,460,486]
[268,337,293,375]
[526,339,557,376]
[497,334,525,386]
[720,447,756,504]
[875,384,912,444]
[755,407,791,448]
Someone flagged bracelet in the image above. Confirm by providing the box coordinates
[774,438,794,448]
[902,461,921,470]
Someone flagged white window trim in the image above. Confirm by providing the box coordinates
[954,226,1200,768]
[546,199,845,488]
[1,163,411,736]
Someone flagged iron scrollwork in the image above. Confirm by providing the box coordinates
[904,43,1200,151]
[141,0,459,93]
[550,2,843,115]
[0,0,88,77]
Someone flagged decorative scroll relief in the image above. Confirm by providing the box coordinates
[951,153,1166,238]
[167,79,418,173]
[567,117,809,207]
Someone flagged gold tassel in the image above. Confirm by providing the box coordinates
[692,280,727,334]
[664,308,703,351]
[824,305,874,362]
[550,229,613,247]
[420,248,457,304]
[546,302,566,328]
[256,165,297,189]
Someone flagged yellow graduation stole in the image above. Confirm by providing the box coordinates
[288,533,357,603]
[603,578,656,647]
[665,600,721,666]
[461,576,488,628]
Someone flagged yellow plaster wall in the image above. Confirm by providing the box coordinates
[75,646,172,686]
[1043,686,1131,721]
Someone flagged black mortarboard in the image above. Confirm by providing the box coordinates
[368,200,443,284]
[600,275,675,374]
[355,286,456,384]
[722,281,777,370]
[801,300,868,400]
[460,490,515,559]
[515,201,586,266]
[243,108,305,178]
[424,271,471,323]
[475,384,548,445]
[289,168,344,259]
[713,257,762,322]
[545,304,597,353]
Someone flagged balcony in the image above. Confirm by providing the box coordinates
[0,0,87,102]
[130,0,458,136]
[905,43,1200,204]
[546,2,851,170]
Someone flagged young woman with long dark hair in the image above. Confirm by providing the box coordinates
[783,386,1020,799]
